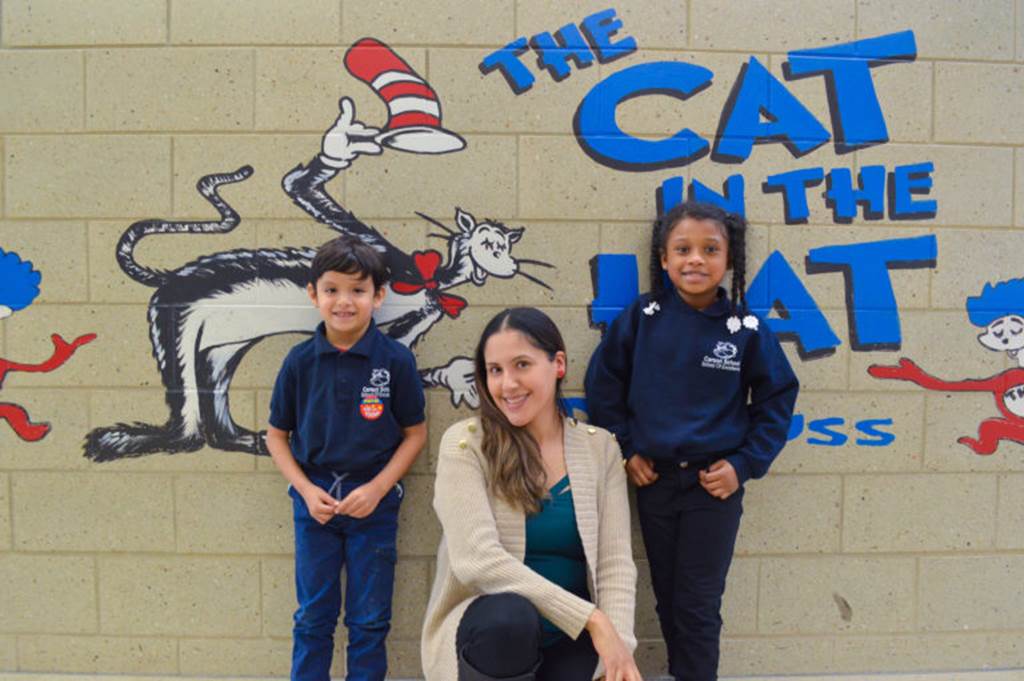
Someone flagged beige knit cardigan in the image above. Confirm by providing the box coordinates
[420,416,637,681]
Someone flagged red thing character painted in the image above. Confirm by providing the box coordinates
[869,279,1024,455]
[0,333,96,442]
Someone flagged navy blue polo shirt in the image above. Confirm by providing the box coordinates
[269,321,425,475]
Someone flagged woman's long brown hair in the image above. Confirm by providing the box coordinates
[473,308,567,514]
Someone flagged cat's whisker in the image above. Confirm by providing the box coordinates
[427,232,450,240]
[415,211,456,235]
[517,258,555,269]
[518,270,553,291]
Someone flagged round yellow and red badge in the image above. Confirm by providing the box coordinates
[359,395,384,420]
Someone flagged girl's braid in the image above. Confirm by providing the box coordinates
[724,212,748,314]
[649,210,673,297]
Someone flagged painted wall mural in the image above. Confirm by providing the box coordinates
[83,39,553,462]
[0,248,96,441]
[869,279,1024,455]
[70,10,1017,460]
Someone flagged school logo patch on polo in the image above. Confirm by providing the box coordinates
[702,341,741,372]
[360,395,384,420]
[362,367,391,398]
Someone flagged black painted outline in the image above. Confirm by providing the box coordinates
[573,80,713,172]
[805,251,937,352]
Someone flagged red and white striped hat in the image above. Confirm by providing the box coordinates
[344,38,466,155]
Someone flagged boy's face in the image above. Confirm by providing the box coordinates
[307,270,384,347]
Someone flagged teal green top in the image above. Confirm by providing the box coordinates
[524,475,590,647]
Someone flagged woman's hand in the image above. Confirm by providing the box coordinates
[586,609,642,681]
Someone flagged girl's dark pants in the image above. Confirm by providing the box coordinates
[456,593,598,681]
[636,457,744,681]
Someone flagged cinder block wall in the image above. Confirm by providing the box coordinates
[1,0,1022,677]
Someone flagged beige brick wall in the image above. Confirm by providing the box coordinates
[1,0,1021,678]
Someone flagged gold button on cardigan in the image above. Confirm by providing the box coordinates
[420,417,637,680]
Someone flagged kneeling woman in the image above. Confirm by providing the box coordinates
[422,308,640,681]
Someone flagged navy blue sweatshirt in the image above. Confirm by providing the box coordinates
[585,288,798,484]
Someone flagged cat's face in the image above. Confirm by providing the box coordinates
[456,209,523,281]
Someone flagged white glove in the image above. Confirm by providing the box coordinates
[319,97,383,169]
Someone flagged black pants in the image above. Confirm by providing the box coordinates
[636,459,744,681]
[456,593,598,681]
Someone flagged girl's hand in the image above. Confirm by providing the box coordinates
[586,609,642,681]
[301,485,339,525]
[625,454,658,486]
[699,460,739,499]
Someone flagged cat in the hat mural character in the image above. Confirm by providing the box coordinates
[0,248,96,442]
[82,38,553,461]
[869,277,1024,455]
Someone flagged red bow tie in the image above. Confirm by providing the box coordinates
[391,250,468,318]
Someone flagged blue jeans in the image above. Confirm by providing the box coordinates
[290,472,403,681]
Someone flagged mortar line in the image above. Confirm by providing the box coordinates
[80,49,87,130]
[912,554,921,630]
[169,135,176,216]
[5,472,13,553]
[257,556,265,637]
[339,0,345,44]
[994,473,1003,550]
[94,553,102,635]
[166,0,172,44]
[837,472,846,553]
[171,474,179,552]
[1013,147,1019,229]
[1,135,5,219]
[930,61,936,143]
[250,47,257,130]
[754,557,762,634]
[686,0,693,48]
[515,134,521,219]
[85,220,93,303]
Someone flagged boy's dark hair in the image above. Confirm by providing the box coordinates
[309,235,389,290]
[649,200,748,313]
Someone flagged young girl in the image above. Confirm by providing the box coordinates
[422,307,640,681]
[585,201,798,681]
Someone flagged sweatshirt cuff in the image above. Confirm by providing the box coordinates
[725,454,752,485]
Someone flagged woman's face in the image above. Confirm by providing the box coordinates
[483,329,565,430]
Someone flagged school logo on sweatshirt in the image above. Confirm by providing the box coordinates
[702,341,741,372]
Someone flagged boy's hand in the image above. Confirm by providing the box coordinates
[335,482,386,519]
[625,454,658,487]
[699,460,739,499]
[302,486,340,525]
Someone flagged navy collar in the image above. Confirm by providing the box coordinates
[313,320,380,357]
[661,287,732,317]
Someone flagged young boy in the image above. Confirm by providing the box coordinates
[266,235,427,681]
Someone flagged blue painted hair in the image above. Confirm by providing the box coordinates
[966,278,1024,327]
[0,248,41,312]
